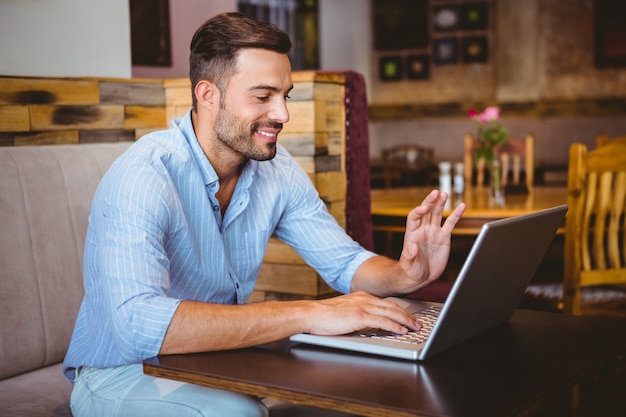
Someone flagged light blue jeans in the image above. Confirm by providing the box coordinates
[70,364,268,417]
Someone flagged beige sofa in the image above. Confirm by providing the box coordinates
[0,142,131,416]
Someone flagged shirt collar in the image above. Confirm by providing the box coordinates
[179,109,255,192]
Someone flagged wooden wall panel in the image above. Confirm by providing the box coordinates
[0,106,29,132]
[14,131,80,146]
[124,105,166,129]
[0,78,99,105]
[100,81,165,105]
[0,76,167,146]
[29,105,125,131]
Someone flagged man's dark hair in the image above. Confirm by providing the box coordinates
[189,12,292,110]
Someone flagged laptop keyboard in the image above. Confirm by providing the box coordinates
[357,305,441,345]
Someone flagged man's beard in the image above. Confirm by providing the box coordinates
[214,106,280,161]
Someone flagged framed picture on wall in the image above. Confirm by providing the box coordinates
[594,0,626,67]
[130,0,172,66]
[379,56,403,81]
[433,5,460,32]
[406,55,430,79]
[373,0,429,51]
[433,38,458,65]
[462,36,489,63]
[461,2,488,30]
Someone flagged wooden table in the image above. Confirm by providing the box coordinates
[144,309,626,417]
[371,185,568,235]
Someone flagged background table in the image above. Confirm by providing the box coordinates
[145,309,626,417]
[371,185,568,235]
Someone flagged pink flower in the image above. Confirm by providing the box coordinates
[479,106,500,122]
[468,106,508,159]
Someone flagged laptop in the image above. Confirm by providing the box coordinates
[290,205,568,360]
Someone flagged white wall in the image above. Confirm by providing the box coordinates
[132,0,237,79]
[318,0,372,98]
[0,0,237,79]
[0,0,131,78]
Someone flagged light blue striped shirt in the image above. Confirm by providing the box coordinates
[63,110,375,381]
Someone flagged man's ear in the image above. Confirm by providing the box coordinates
[194,80,218,110]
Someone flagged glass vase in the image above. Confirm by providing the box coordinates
[489,159,505,208]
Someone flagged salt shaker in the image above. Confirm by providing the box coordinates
[438,162,452,196]
[454,162,464,196]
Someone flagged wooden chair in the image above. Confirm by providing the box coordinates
[596,133,626,148]
[381,144,434,188]
[377,144,434,256]
[463,133,535,191]
[562,141,626,315]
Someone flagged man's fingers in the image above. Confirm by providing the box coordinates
[365,298,421,332]
[441,202,466,233]
[406,189,450,230]
[320,293,421,334]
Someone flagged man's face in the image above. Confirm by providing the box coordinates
[214,49,293,161]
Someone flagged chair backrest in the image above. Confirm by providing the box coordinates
[563,142,626,314]
[596,133,626,148]
[381,144,434,188]
[463,133,535,191]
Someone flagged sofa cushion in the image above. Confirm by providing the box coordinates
[0,363,72,417]
[0,143,131,380]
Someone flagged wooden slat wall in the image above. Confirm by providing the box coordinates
[0,76,166,146]
[0,73,348,301]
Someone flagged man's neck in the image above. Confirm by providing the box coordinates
[214,167,241,217]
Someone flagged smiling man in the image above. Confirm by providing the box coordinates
[62,12,464,417]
